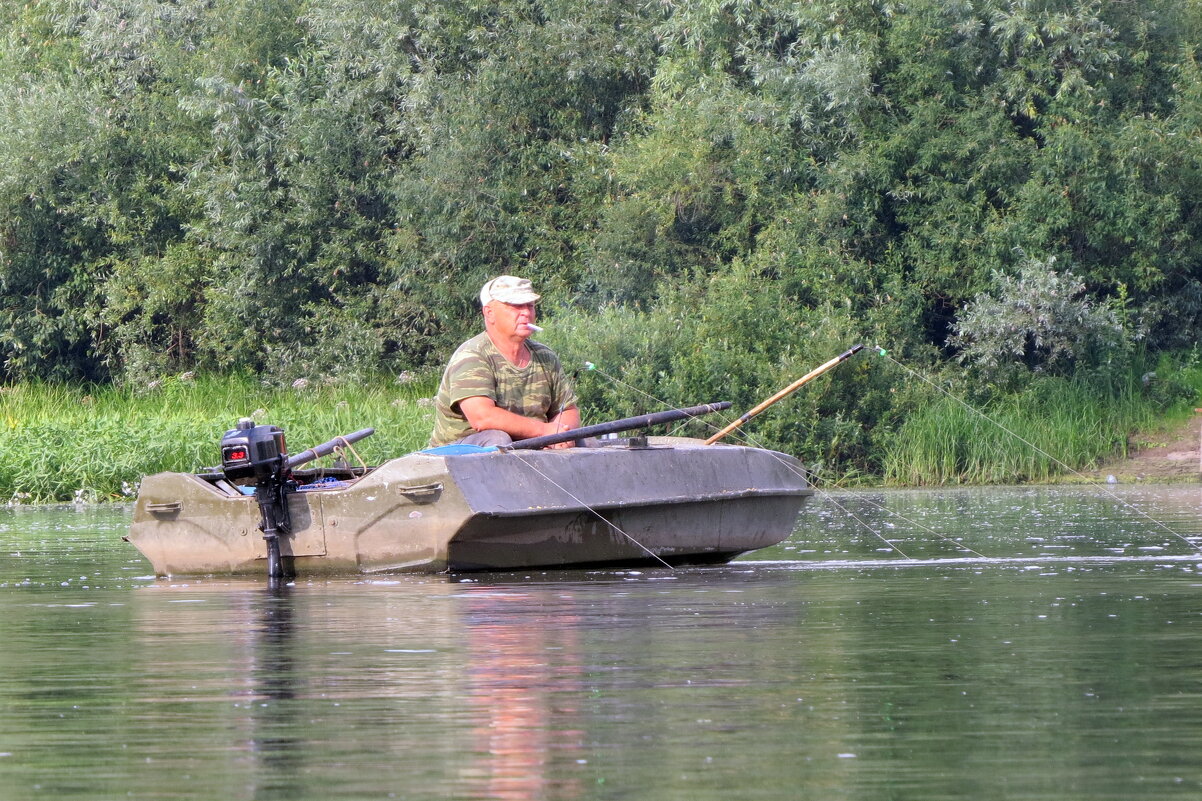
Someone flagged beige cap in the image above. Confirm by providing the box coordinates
[480,275,540,306]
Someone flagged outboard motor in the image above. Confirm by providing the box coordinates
[221,419,288,484]
[218,420,375,585]
[221,418,293,584]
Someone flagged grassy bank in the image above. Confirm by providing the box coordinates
[0,373,438,503]
[882,361,1202,485]
[882,381,1139,484]
[2,357,1199,503]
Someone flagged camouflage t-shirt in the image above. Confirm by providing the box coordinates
[428,332,577,447]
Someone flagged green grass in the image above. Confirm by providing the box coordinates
[0,372,439,503]
[6,353,1201,500]
[881,376,1162,485]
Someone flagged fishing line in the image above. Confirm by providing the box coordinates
[485,335,672,568]
[753,551,1202,571]
[580,361,751,442]
[809,491,914,559]
[801,488,995,559]
[712,422,987,559]
[505,450,675,570]
[581,362,717,438]
[332,435,369,472]
[874,346,1200,550]
[580,360,985,559]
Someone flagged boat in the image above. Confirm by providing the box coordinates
[125,404,814,578]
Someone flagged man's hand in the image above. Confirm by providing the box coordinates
[544,406,581,449]
[544,419,575,449]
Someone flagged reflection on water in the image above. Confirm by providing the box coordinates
[1,487,1202,800]
[460,587,585,800]
[779,483,1202,563]
[251,585,303,801]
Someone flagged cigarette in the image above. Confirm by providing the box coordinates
[526,323,544,333]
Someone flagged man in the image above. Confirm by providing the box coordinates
[428,275,580,448]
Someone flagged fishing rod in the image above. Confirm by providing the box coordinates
[704,344,865,445]
[509,402,732,450]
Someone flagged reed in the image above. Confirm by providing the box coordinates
[0,373,438,503]
[882,376,1156,485]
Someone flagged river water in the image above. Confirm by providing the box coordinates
[2,485,1201,800]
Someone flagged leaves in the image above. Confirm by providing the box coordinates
[948,255,1127,388]
[0,0,1200,475]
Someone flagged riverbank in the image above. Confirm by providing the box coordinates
[1076,412,1202,484]
[1,374,1197,503]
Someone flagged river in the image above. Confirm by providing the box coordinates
[2,485,1201,800]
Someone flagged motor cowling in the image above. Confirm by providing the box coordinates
[220,418,288,485]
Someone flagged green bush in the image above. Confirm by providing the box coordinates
[948,256,1129,389]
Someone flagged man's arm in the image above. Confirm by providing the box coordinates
[459,397,580,448]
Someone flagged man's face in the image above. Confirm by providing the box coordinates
[484,300,538,339]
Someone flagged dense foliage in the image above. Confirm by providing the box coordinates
[2,0,1202,478]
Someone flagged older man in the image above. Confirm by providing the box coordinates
[428,275,580,448]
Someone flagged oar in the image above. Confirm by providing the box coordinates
[704,344,865,445]
[509,402,732,450]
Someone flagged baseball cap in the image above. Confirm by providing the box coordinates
[480,275,540,306]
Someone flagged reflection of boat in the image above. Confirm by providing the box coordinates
[126,434,812,577]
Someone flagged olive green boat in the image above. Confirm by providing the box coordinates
[126,405,813,578]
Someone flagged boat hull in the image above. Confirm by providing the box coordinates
[126,438,813,576]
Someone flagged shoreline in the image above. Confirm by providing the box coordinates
[1069,413,1202,485]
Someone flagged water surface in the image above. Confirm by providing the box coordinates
[2,485,1201,800]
